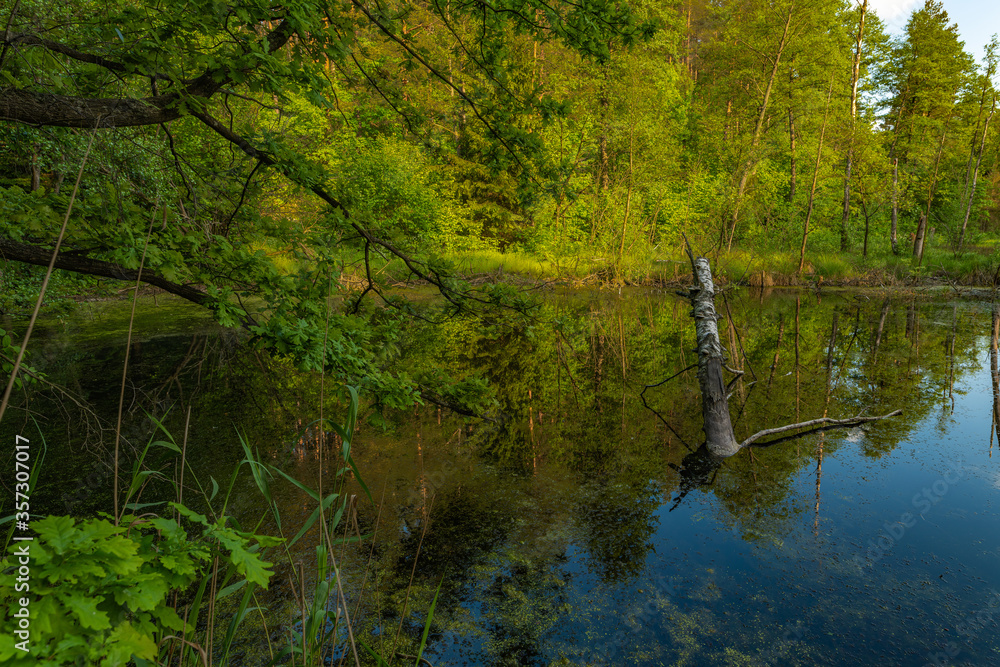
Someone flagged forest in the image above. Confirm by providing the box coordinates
[2,0,1000,665]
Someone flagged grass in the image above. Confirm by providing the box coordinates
[424,240,1000,289]
[253,230,1000,290]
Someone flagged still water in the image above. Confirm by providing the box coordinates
[4,288,1000,665]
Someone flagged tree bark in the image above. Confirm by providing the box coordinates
[913,214,927,261]
[0,237,211,306]
[798,79,834,277]
[840,155,851,251]
[787,106,797,203]
[688,256,741,457]
[916,126,948,265]
[683,254,900,457]
[958,96,995,250]
[742,410,902,449]
[891,158,899,254]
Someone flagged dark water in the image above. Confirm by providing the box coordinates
[4,288,1000,666]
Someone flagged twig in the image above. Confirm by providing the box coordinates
[640,364,697,452]
[0,130,95,427]
[395,652,435,667]
[114,202,158,523]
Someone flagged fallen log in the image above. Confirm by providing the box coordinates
[682,248,900,457]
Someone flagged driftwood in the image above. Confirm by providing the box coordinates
[682,246,900,457]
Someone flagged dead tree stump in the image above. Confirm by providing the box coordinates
[689,257,742,457]
[682,250,900,458]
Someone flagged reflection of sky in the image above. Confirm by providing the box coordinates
[424,310,1000,665]
[871,0,1000,65]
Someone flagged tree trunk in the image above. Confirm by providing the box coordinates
[891,158,899,254]
[840,155,852,251]
[958,96,995,250]
[689,257,741,457]
[838,0,867,252]
[598,66,609,192]
[798,80,834,277]
[913,214,927,261]
[788,106,797,203]
[727,5,794,249]
[30,143,41,191]
[917,126,948,265]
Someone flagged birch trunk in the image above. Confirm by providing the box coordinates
[689,257,741,457]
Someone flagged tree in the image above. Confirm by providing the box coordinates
[0,0,651,402]
[957,36,999,250]
[880,0,974,253]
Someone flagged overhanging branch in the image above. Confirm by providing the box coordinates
[0,237,211,307]
[0,19,294,128]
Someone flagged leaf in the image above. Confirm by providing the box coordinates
[63,592,110,630]
[415,578,443,666]
[171,502,209,526]
[148,604,188,632]
[287,492,340,548]
[124,501,168,511]
[35,515,79,554]
[215,579,247,600]
[214,530,273,587]
[113,573,170,611]
[150,439,181,453]
[102,621,157,666]
[358,640,393,667]
[268,465,323,502]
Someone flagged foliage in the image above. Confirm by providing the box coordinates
[0,512,276,665]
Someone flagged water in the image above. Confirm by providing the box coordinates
[4,288,1000,665]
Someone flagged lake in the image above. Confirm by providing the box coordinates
[4,287,999,666]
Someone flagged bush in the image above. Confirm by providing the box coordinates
[0,512,277,665]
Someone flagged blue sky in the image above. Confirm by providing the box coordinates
[870,0,999,67]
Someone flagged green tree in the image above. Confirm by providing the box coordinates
[0,0,651,402]
[880,0,975,255]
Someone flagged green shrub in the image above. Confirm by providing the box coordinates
[0,512,277,665]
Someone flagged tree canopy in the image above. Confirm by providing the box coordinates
[2,0,999,406]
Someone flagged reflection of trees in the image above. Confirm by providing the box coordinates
[575,477,660,582]
[391,292,990,556]
[992,307,999,456]
[12,291,996,662]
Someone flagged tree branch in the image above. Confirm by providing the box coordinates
[0,237,211,306]
[0,19,294,128]
[741,409,902,449]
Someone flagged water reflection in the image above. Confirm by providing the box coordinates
[5,290,1000,664]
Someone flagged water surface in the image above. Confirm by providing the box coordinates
[4,288,999,666]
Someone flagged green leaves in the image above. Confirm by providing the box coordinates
[0,508,275,664]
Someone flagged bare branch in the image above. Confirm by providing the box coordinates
[741,409,902,449]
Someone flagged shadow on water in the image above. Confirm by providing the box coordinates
[4,289,1000,665]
